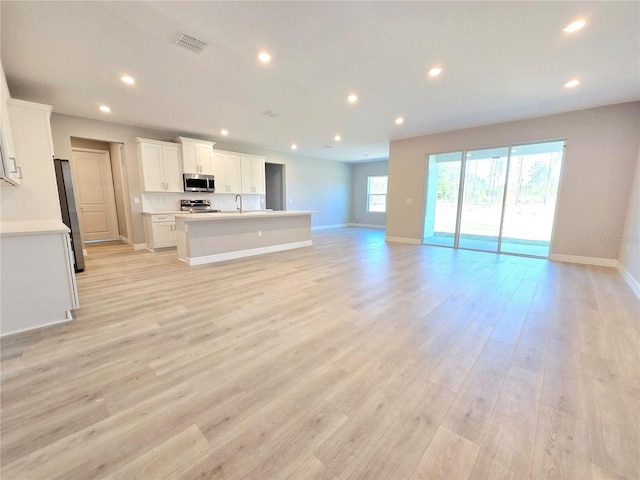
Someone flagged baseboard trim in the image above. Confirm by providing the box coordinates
[1,317,71,338]
[312,224,349,231]
[187,240,313,266]
[349,223,386,230]
[616,261,640,300]
[548,253,617,267]
[385,236,420,245]
[133,243,147,251]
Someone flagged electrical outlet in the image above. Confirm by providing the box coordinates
[289,198,293,203]
[134,197,140,204]
[258,230,262,237]
[405,198,413,204]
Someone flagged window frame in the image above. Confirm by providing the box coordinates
[366,175,388,213]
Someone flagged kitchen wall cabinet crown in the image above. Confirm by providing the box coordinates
[241,154,266,195]
[137,138,182,192]
[0,69,21,185]
[212,150,242,193]
[177,137,216,175]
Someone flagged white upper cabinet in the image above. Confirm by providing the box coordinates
[212,151,242,193]
[177,137,215,175]
[137,138,182,192]
[0,68,21,186]
[240,154,266,195]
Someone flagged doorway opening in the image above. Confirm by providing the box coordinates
[70,138,130,246]
[265,162,286,210]
[423,140,564,258]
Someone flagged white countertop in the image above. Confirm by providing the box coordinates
[142,211,183,215]
[174,210,314,221]
[0,220,70,236]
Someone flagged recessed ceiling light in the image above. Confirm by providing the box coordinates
[563,19,586,33]
[121,75,135,85]
[258,51,271,63]
[291,143,297,150]
[99,105,111,113]
[347,94,358,103]
[395,117,404,125]
[564,78,581,88]
[428,66,444,77]
[221,129,229,136]
[334,134,341,142]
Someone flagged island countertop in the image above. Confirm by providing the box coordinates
[173,210,315,221]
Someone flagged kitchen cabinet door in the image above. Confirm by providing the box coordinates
[197,143,214,174]
[0,75,21,185]
[241,155,266,194]
[177,137,215,174]
[252,157,266,195]
[225,153,242,193]
[152,222,175,248]
[181,141,199,174]
[162,145,183,192]
[241,156,253,194]
[139,142,165,192]
[144,214,176,250]
[211,152,227,192]
[137,139,183,192]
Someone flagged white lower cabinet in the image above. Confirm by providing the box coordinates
[144,214,176,250]
[1,228,78,335]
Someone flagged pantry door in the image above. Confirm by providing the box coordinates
[71,149,119,242]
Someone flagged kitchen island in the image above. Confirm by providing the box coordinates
[174,210,314,265]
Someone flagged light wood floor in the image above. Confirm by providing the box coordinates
[1,228,639,479]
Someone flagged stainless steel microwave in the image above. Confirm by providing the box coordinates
[183,173,215,193]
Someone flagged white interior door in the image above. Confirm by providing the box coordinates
[71,149,119,242]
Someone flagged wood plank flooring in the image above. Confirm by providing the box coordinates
[1,227,638,479]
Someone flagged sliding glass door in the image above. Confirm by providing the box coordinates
[423,140,564,258]
[500,141,564,257]
[458,147,508,252]
[423,152,462,247]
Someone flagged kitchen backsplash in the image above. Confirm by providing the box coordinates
[142,192,264,212]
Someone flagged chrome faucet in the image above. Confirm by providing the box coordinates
[235,194,243,213]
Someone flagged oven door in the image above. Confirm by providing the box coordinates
[183,174,209,192]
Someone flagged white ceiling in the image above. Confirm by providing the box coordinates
[1,1,638,163]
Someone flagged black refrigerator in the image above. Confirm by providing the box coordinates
[54,158,85,272]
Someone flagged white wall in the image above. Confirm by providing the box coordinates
[50,113,352,244]
[387,102,640,259]
[618,150,640,296]
[350,160,388,228]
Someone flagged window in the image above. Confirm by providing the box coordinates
[367,175,388,212]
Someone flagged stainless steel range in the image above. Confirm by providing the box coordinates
[180,199,220,213]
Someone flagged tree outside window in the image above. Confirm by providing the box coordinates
[367,176,388,212]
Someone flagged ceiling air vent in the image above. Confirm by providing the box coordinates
[175,33,207,54]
